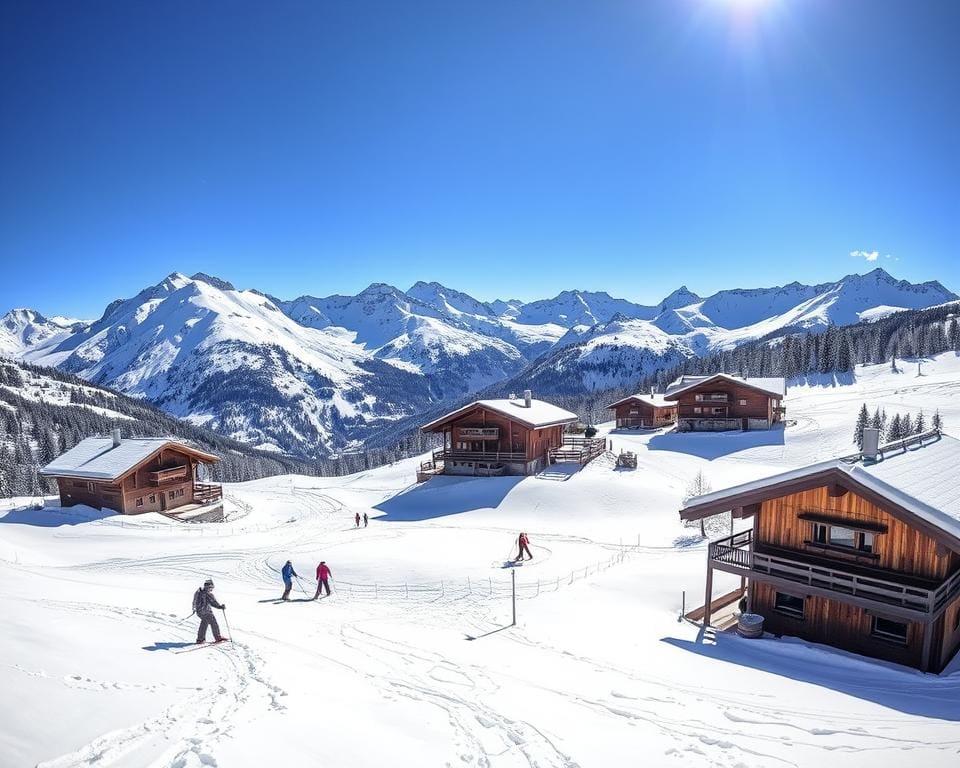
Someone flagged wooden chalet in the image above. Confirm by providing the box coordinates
[41,430,222,515]
[664,374,785,432]
[419,390,581,478]
[679,428,960,673]
[607,392,677,429]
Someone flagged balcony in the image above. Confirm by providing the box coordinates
[148,465,189,485]
[708,529,960,618]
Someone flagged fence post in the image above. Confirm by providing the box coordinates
[489,576,493,595]
[405,583,408,599]
[467,576,471,594]
[536,580,540,596]
[511,569,516,626]
[679,590,686,622]
[375,583,378,598]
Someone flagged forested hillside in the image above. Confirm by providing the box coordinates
[0,359,436,497]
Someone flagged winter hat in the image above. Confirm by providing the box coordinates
[204,579,214,588]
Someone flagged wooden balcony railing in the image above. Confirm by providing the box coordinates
[149,465,189,485]
[434,448,527,463]
[708,529,960,617]
[193,482,222,504]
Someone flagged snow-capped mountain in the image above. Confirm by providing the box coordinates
[21,274,436,458]
[4,267,954,457]
[0,309,86,358]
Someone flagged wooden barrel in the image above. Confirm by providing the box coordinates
[737,613,764,639]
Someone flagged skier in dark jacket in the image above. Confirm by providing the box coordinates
[194,579,226,643]
[514,532,532,562]
[355,512,361,528]
[363,512,368,527]
[281,560,299,601]
[314,561,332,599]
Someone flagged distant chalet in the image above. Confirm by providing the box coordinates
[419,391,579,477]
[681,429,960,673]
[41,431,222,515]
[664,373,786,431]
[607,392,677,429]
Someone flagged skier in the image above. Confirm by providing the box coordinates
[281,559,299,601]
[363,512,369,527]
[314,560,332,599]
[193,579,226,643]
[514,532,532,562]
[355,512,361,528]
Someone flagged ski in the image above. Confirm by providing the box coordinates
[173,639,231,654]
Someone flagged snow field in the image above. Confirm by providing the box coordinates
[3,353,960,767]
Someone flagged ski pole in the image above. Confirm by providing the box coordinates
[176,611,195,624]
[221,607,232,640]
[296,576,309,598]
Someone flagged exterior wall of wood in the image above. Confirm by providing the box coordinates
[53,446,211,515]
[751,581,926,669]
[755,486,960,580]
[670,380,781,427]
[435,406,567,476]
[936,592,960,671]
[612,399,677,427]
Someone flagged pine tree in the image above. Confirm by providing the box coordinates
[915,410,925,434]
[901,413,912,436]
[949,318,960,352]
[887,413,902,441]
[870,408,883,431]
[933,410,943,432]
[854,403,869,448]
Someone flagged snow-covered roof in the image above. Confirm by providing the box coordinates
[421,398,579,431]
[606,392,673,409]
[41,437,219,481]
[664,373,786,398]
[681,431,960,548]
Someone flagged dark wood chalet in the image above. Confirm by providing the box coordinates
[419,391,579,478]
[679,429,960,673]
[41,431,222,515]
[664,374,785,432]
[607,392,677,429]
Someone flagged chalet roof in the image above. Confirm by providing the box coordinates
[606,392,672,409]
[664,373,786,399]
[41,437,219,481]
[420,398,579,432]
[680,430,960,550]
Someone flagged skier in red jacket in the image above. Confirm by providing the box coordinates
[314,561,332,599]
[514,532,532,562]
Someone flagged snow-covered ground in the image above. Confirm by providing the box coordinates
[3,354,960,767]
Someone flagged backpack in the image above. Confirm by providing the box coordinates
[192,588,205,614]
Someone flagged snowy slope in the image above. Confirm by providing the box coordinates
[23,274,434,457]
[3,353,960,768]
[0,309,85,358]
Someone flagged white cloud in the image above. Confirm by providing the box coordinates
[850,249,880,262]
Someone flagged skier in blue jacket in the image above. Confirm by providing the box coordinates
[281,560,299,601]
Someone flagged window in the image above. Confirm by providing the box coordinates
[811,523,876,554]
[871,616,908,644]
[712,407,724,415]
[86,482,96,492]
[829,526,857,549]
[739,399,747,406]
[135,497,143,507]
[693,407,702,414]
[773,592,805,618]
[695,394,704,402]
[629,408,639,415]
[149,494,156,503]
[168,491,175,500]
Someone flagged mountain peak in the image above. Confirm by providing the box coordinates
[190,273,236,292]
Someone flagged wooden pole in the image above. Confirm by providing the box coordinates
[703,561,714,628]
[920,619,935,672]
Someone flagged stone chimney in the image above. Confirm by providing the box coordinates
[111,428,122,448]
[861,427,880,462]
[523,389,532,408]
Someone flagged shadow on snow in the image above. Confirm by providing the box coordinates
[0,504,116,528]
[661,633,960,720]
[374,475,524,522]
[647,426,785,460]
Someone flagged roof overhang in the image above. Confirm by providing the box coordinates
[420,402,577,433]
[663,373,783,402]
[679,466,960,555]
[41,440,220,483]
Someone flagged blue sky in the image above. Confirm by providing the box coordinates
[1,0,957,318]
